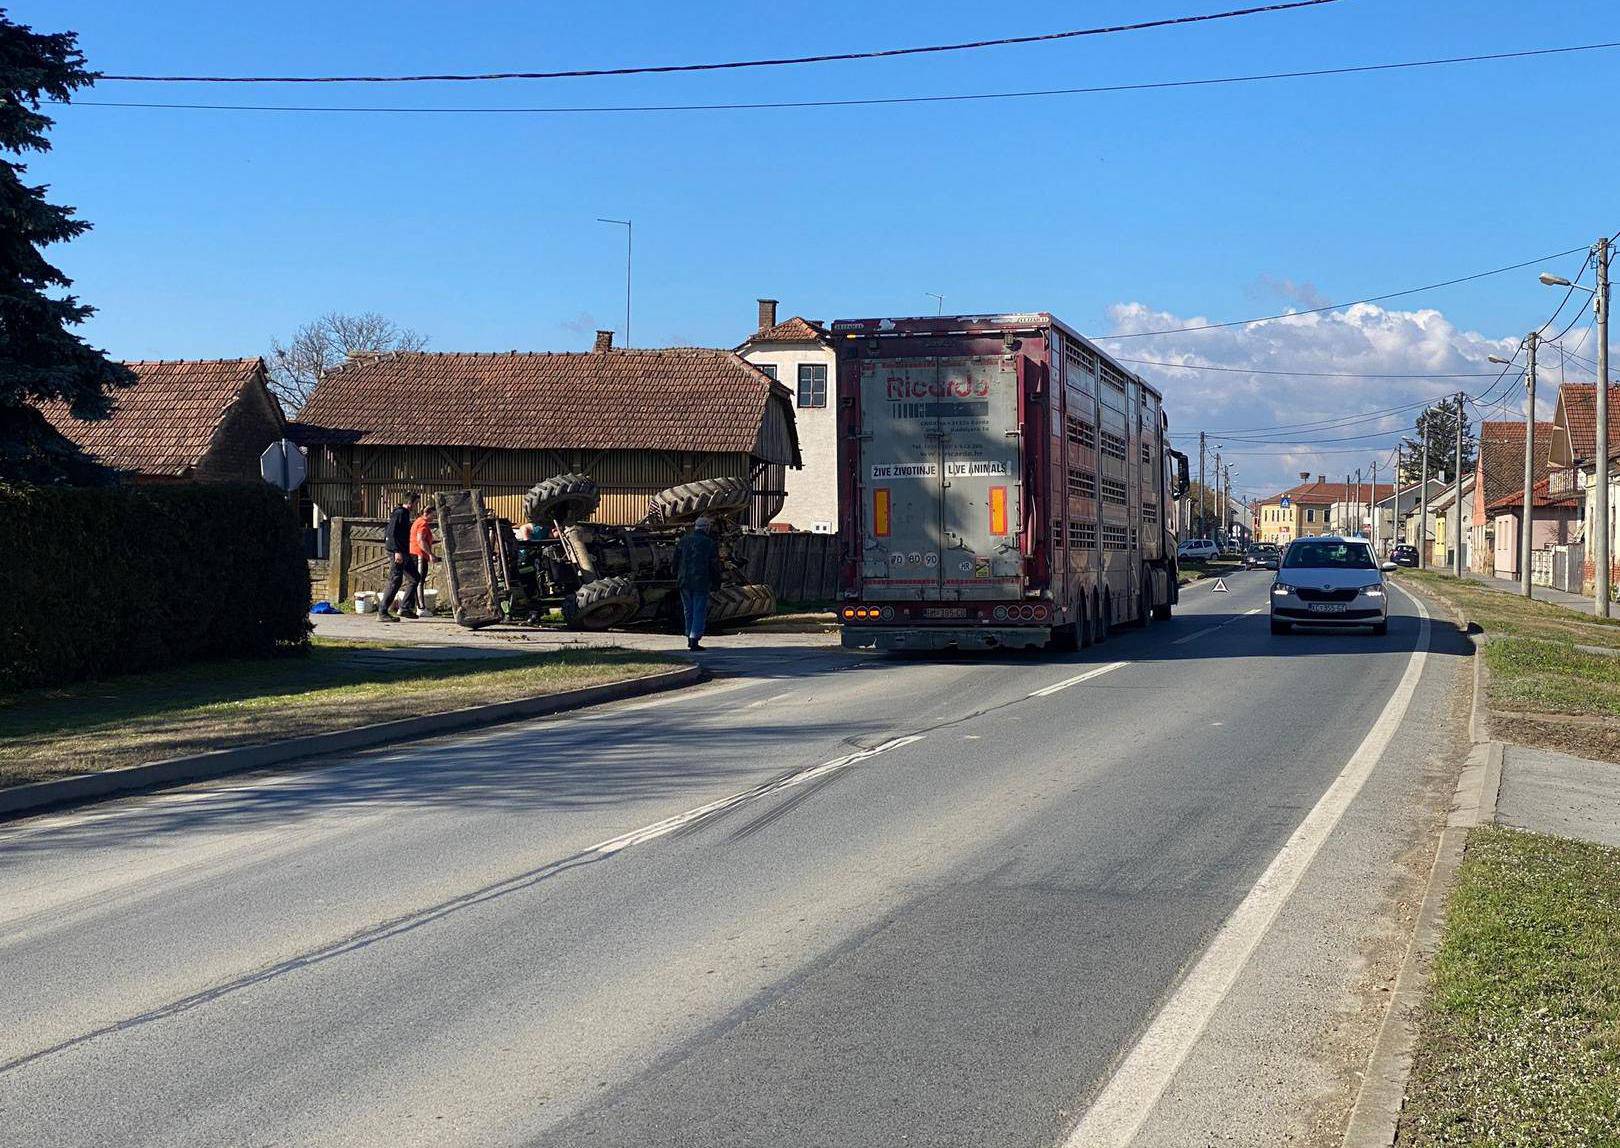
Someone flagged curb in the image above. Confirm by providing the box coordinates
[0,664,703,822]
[1342,582,1500,1147]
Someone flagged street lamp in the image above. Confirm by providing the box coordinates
[596,217,632,347]
[1540,241,1611,617]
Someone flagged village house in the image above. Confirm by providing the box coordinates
[737,299,838,534]
[292,332,800,530]
[1469,419,1581,580]
[37,357,285,483]
[1548,382,1620,595]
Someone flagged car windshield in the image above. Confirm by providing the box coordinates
[1282,540,1376,569]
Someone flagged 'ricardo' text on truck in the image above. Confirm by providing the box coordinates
[834,313,1189,650]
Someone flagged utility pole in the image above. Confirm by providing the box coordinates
[1354,467,1363,536]
[1419,412,1431,568]
[1198,432,1207,539]
[1521,333,1540,597]
[1223,463,1232,542]
[1371,458,1379,552]
[1597,236,1612,616]
[1454,392,1466,578]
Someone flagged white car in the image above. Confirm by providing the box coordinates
[1270,536,1396,636]
[1177,538,1221,562]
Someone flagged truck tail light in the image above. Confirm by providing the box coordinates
[874,488,891,537]
[989,486,1008,536]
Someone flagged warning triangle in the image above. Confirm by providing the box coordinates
[1212,579,1230,593]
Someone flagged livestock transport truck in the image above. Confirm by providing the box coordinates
[834,313,1189,651]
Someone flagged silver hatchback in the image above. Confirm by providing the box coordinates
[1270,536,1396,636]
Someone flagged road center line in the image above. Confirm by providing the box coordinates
[587,735,926,855]
[1170,606,1264,646]
[1027,662,1129,698]
[1063,591,1432,1147]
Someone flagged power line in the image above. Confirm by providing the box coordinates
[1105,244,1590,340]
[1118,357,1496,378]
[98,1,1342,83]
[68,41,1620,116]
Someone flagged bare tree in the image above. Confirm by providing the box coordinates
[268,311,428,414]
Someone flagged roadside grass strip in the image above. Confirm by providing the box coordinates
[1396,570,1620,649]
[1486,638,1620,718]
[1399,826,1620,1146]
[0,644,677,787]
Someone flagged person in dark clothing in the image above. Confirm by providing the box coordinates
[378,492,422,622]
[673,516,723,650]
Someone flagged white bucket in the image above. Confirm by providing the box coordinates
[354,592,377,614]
[421,588,439,613]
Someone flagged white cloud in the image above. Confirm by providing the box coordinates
[1096,300,1524,498]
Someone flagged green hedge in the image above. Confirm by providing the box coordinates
[1,482,310,691]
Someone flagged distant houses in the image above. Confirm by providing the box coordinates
[737,299,838,533]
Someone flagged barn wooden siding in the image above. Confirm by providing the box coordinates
[308,444,785,526]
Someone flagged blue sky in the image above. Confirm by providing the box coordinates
[15,1,1618,498]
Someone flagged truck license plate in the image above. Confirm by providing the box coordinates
[922,607,968,619]
[1307,603,1348,613]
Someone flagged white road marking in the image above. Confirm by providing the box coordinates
[1027,662,1129,698]
[1171,607,1263,646]
[1063,593,1431,1147]
[587,735,926,855]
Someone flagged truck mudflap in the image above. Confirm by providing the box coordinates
[842,626,1051,651]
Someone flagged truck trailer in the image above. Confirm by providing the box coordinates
[834,313,1188,651]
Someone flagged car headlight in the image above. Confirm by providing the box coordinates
[1271,583,1291,596]
[1361,585,1385,597]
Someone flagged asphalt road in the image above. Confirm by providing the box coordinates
[0,572,1471,1147]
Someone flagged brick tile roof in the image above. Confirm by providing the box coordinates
[1485,474,1579,512]
[1477,420,1554,506]
[1553,383,1620,462]
[294,348,798,462]
[1262,480,1394,506]
[36,358,273,477]
[741,317,829,345]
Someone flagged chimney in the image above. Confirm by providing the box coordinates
[757,298,779,331]
[593,329,614,354]
[1316,474,1326,484]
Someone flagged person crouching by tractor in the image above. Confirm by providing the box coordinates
[378,491,422,622]
[674,516,723,651]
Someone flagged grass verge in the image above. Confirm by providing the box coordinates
[1178,558,1243,586]
[0,641,678,788]
[1395,569,1620,649]
[1485,639,1620,718]
[1399,826,1620,1146]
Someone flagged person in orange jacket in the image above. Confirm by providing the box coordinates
[409,507,437,616]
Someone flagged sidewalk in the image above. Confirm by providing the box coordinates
[1463,570,1600,615]
[1497,744,1620,848]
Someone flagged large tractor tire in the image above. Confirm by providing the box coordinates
[522,473,600,526]
[645,476,753,525]
[565,576,641,631]
[707,583,777,626]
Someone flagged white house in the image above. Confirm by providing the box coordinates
[738,299,839,533]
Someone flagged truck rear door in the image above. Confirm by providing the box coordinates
[858,354,1023,602]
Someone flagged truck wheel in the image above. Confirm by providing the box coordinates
[1137,569,1152,628]
[522,473,600,526]
[1078,600,1093,648]
[1092,595,1109,644]
[566,577,641,630]
[645,476,753,524]
[1052,612,1081,652]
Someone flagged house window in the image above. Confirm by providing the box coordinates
[797,363,827,408]
[756,363,778,381]
[1306,508,1315,523]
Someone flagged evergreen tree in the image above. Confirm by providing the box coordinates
[0,11,133,484]
[1399,401,1476,485]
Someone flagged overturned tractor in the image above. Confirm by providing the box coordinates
[435,474,777,631]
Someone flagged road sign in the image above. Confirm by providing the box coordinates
[1280,496,1291,509]
[1212,579,1230,593]
[260,439,307,492]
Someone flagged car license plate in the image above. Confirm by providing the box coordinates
[1307,602,1348,614]
[922,607,968,619]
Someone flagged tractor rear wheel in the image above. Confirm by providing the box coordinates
[522,473,600,526]
[708,583,777,626]
[645,476,753,524]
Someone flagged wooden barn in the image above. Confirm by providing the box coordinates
[293,332,801,529]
